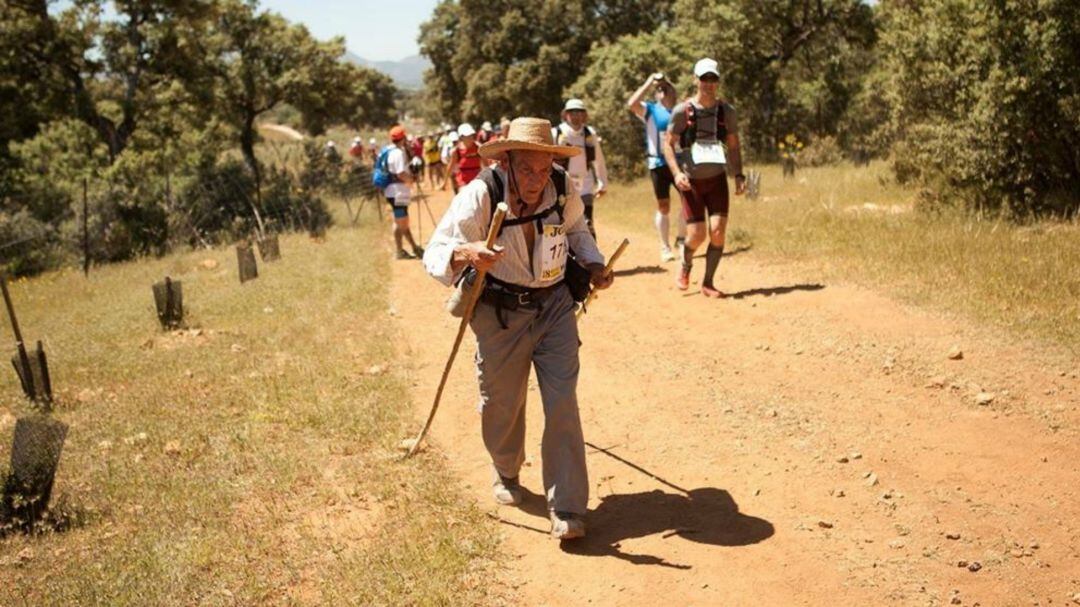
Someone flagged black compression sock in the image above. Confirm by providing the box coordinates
[703,244,724,287]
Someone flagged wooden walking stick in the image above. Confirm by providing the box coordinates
[404,202,509,458]
[576,238,630,319]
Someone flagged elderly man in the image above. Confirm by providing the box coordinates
[423,117,613,540]
[554,99,609,237]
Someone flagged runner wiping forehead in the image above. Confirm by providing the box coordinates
[627,72,687,263]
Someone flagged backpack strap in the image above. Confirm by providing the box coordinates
[482,166,570,236]
[680,100,697,148]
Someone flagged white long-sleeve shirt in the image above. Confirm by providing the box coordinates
[423,167,605,289]
[554,123,609,196]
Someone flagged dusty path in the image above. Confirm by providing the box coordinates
[388,189,1080,606]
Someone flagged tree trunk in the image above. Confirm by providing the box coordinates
[82,177,90,276]
[240,114,267,237]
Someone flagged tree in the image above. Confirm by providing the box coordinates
[566,0,876,174]
[196,1,398,233]
[345,67,398,129]
[668,0,875,156]
[566,29,694,178]
[6,0,209,163]
[879,0,1080,214]
[418,0,674,123]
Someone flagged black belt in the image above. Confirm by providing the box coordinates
[480,279,566,329]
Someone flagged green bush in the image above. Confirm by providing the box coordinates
[800,136,843,167]
[0,210,62,276]
[175,158,258,244]
[879,0,1080,216]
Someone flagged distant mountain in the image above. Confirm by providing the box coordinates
[344,51,429,90]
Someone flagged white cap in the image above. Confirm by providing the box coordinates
[369,137,376,144]
[457,123,476,137]
[694,58,720,78]
[449,132,460,142]
[563,98,587,112]
[352,136,361,144]
[325,141,336,147]
[481,121,493,131]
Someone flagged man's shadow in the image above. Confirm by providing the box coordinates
[507,445,774,569]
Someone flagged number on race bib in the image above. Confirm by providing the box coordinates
[538,223,568,282]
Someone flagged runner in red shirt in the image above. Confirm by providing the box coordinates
[448,123,482,188]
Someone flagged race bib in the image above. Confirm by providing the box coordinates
[691,140,727,166]
[538,223,568,282]
[393,191,410,206]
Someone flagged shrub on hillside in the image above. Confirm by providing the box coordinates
[800,136,844,167]
[879,0,1080,216]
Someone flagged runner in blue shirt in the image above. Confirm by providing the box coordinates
[628,72,685,263]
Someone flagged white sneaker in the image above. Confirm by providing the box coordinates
[492,467,522,506]
[549,510,586,540]
[660,246,677,263]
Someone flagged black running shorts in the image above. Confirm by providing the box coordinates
[649,165,675,200]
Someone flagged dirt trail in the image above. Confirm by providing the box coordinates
[388,189,1080,606]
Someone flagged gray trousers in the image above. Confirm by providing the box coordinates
[470,285,589,514]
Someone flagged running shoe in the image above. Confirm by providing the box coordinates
[412,245,425,258]
[660,245,677,263]
[675,265,690,290]
[701,284,726,298]
[395,249,413,260]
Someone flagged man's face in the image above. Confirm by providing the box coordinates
[508,151,553,203]
[566,109,587,129]
[697,73,720,96]
[461,134,476,147]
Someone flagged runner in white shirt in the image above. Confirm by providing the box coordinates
[383,125,424,259]
[553,99,609,237]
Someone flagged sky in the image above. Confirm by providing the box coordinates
[258,0,440,62]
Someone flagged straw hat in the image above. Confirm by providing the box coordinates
[479,117,580,159]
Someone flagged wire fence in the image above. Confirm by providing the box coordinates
[0,143,383,276]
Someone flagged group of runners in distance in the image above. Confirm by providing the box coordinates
[361,57,743,295]
[352,57,746,540]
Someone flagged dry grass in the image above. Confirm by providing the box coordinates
[0,203,498,605]
[602,161,1080,353]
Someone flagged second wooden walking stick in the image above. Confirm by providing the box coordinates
[576,238,630,319]
[404,203,509,458]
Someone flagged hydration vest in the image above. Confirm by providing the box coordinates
[553,124,597,173]
[679,100,728,149]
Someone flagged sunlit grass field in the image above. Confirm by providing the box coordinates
[0,206,498,605]
[603,161,1080,353]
